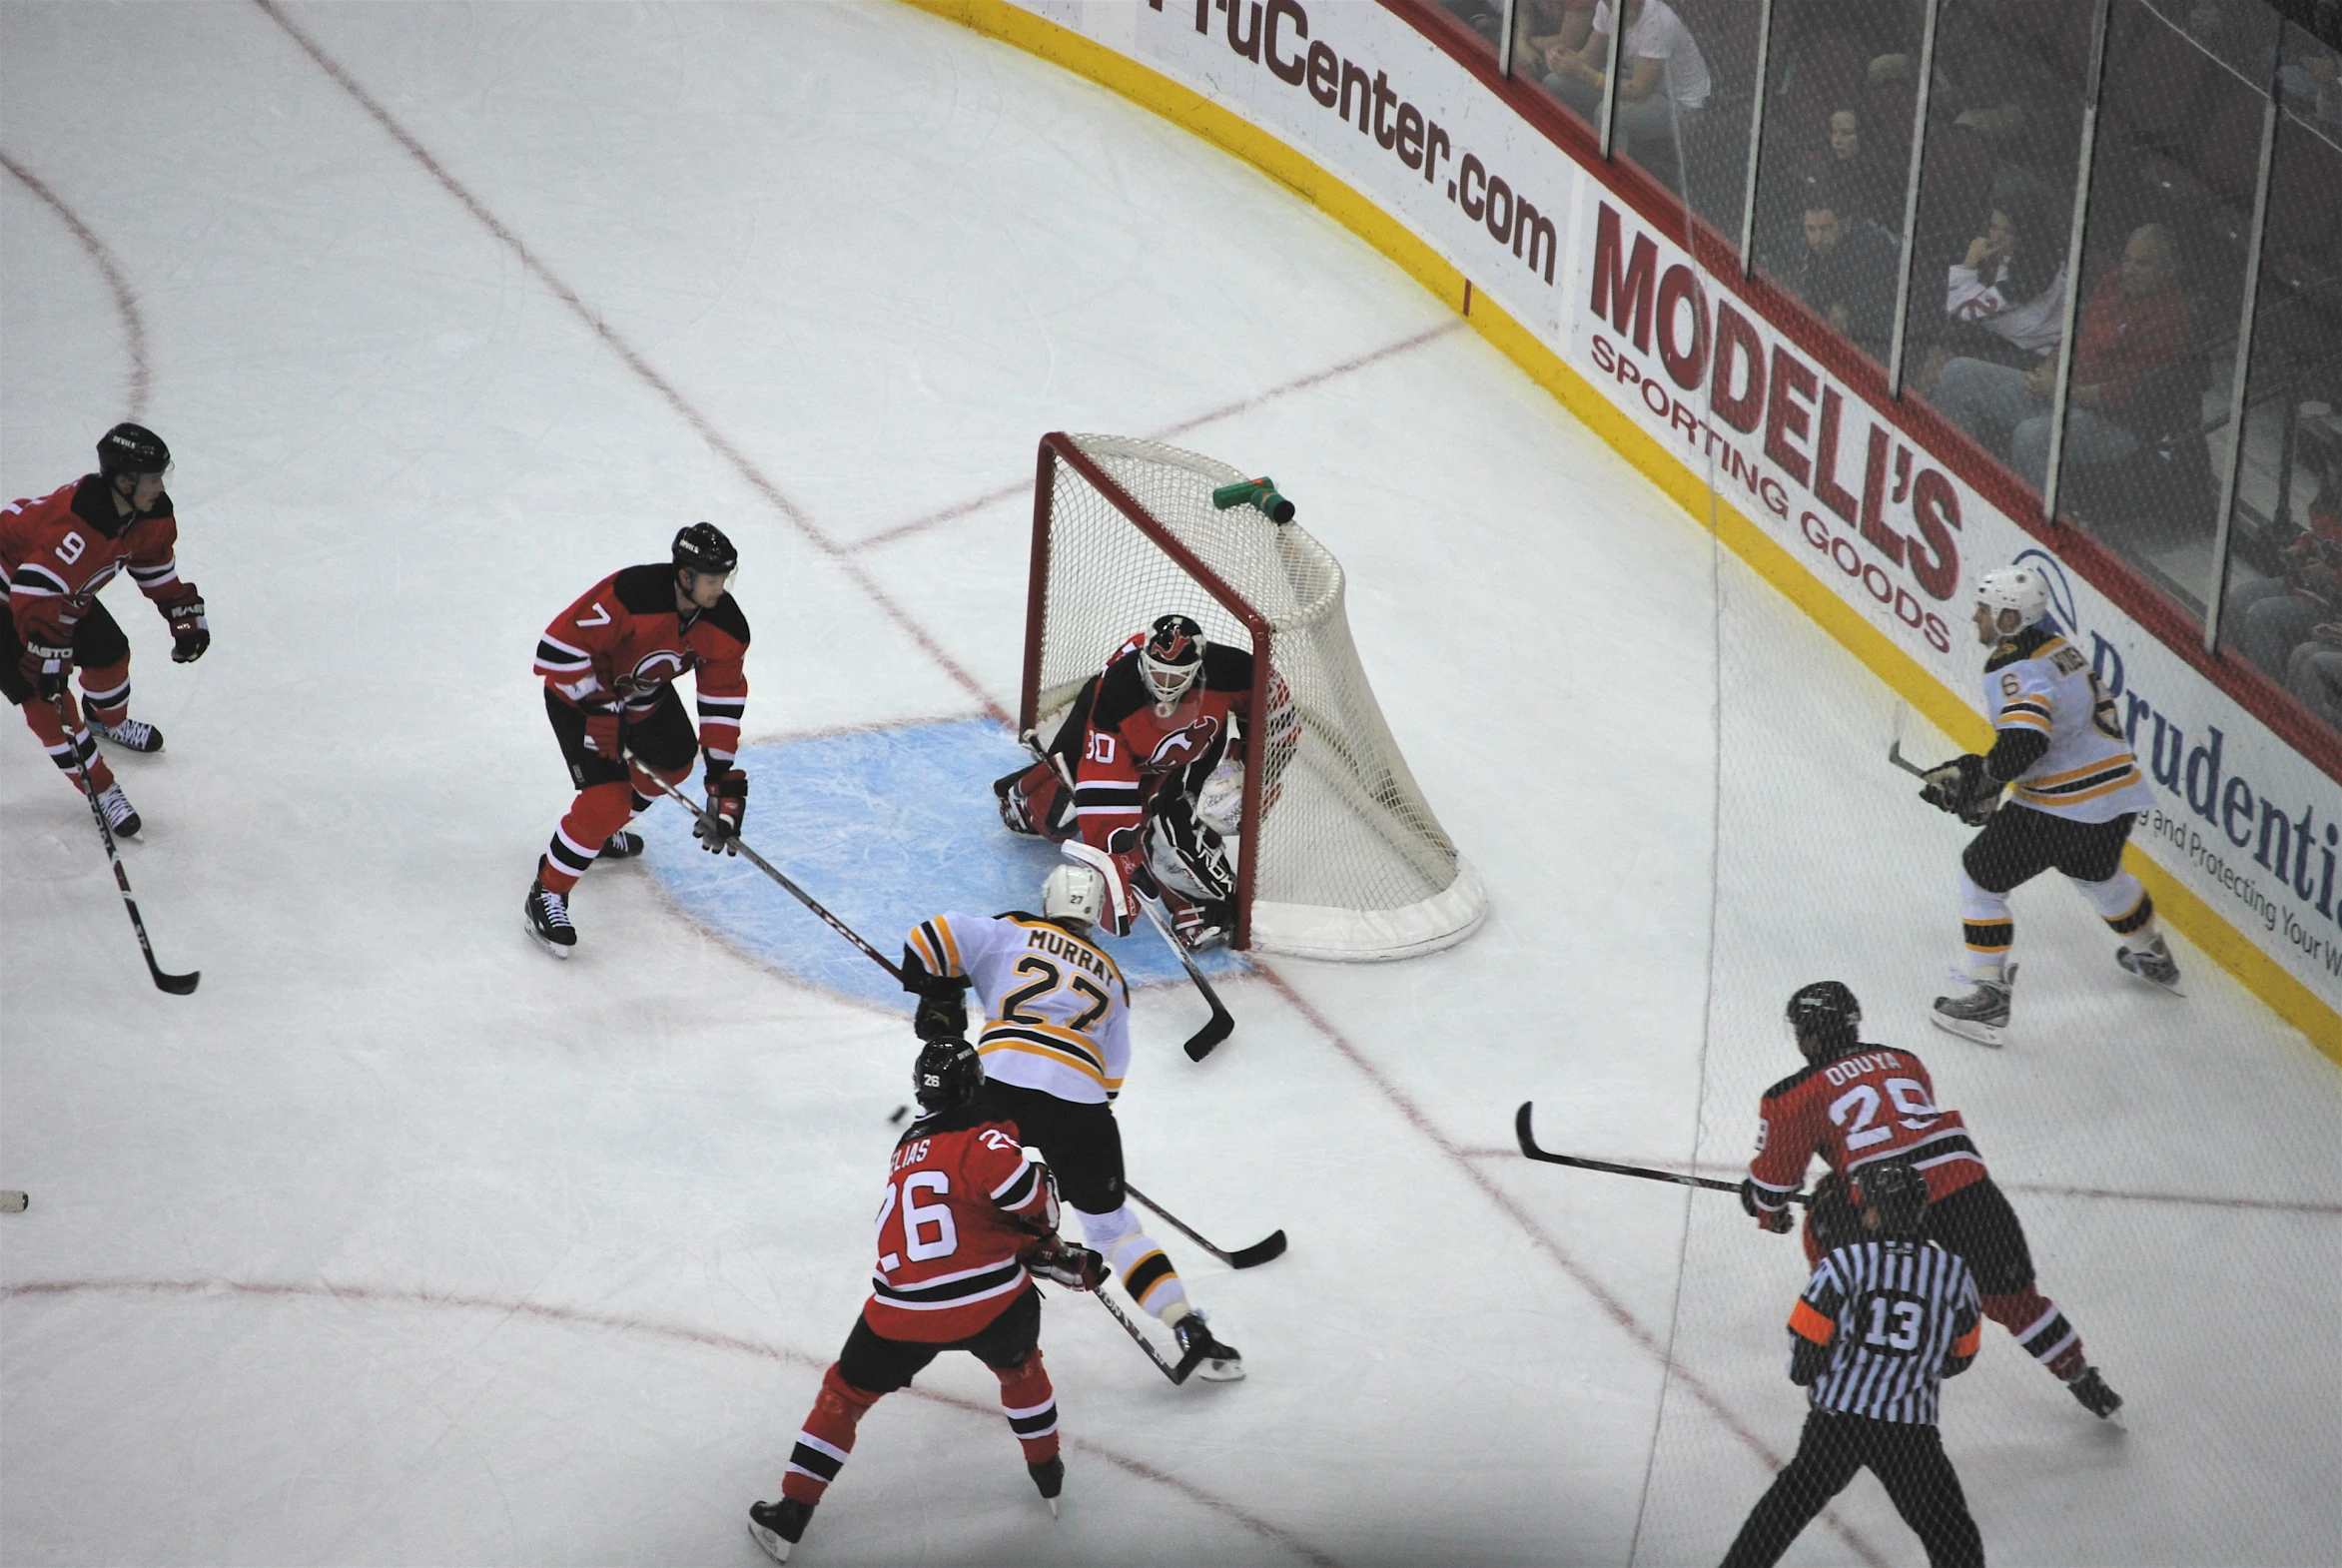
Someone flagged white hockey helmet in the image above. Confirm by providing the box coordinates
[1140,613,1206,707]
[1975,565,2051,629]
[1042,860,1110,931]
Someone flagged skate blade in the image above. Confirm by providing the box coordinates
[524,919,573,960]
[2118,963,2185,998]
[1194,1356,1246,1382]
[1928,1011,2003,1049]
[1047,1497,1060,1518]
[747,1519,793,1563]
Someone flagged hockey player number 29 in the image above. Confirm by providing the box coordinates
[874,1173,959,1271]
[1830,1078,1942,1152]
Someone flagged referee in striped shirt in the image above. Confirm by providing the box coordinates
[1721,1164,1985,1568]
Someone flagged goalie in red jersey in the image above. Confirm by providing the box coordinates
[2,424,210,837]
[523,523,750,957]
[993,612,1296,949]
[745,1036,1106,1564]
[1741,981,2123,1421]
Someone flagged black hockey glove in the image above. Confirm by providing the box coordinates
[913,977,971,1043]
[19,638,71,701]
[1919,753,2001,826]
[166,593,210,663]
[1740,1177,1796,1234]
[1026,1233,1108,1292]
[696,766,747,854]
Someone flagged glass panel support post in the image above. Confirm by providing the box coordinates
[2202,93,2284,655]
[1737,0,1776,277]
[1498,0,1518,79]
[2040,0,2117,525]
[1885,0,1945,396]
[1598,0,1627,159]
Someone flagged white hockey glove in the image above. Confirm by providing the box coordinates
[1194,758,1245,836]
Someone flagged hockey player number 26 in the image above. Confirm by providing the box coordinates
[1830,1078,1942,1152]
[874,1173,959,1271]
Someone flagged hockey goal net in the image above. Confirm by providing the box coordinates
[1023,431,1486,961]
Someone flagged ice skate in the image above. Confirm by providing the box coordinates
[1029,1454,1065,1517]
[2115,937,2182,995]
[1931,964,2015,1048]
[747,1497,812,1563]
[1171,1307,1244,1382]
[2066,1364,2123,1421]
[598,830,644,860]
[523,878,575,958]
[95,782,142,837]
[89,715,163,753]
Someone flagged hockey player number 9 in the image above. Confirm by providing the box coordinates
[874,1173,960,1271]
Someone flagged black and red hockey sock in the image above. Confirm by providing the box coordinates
[1982,1288,2087,1381]
[780,1365,883,1507]
[994,1349,1060,1466]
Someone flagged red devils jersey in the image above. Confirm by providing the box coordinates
[2,477,196,649]
[864,1103,1055,1342]
[533,563,749,766]
[1071,637,1294,851]
[1747,1047,1986,1209]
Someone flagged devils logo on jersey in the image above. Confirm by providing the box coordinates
[1146,714,1222,771]
[624,648,688,697]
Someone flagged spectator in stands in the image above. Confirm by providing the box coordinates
[1789,183,1902,361]
[1515,0,1598,76]
[2284,625,2342,730]
[1933,224,2195,492]
[1440,0,1505,48]
[2225,432,2342,681]
[1796,107,1903,230]
[1912,194,2068,395]
[1544,0,1713,159]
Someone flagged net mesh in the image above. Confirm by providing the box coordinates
[1032,433,1485,959]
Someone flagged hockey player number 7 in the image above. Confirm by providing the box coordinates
[874,1174,960,1271]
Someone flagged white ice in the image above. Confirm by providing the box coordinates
[3,4,2337,1565]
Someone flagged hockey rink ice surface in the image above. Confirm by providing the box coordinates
[3,5,2339,1565]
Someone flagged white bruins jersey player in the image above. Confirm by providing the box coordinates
[895,861,1244,1380]
[1920,565,2179,1047]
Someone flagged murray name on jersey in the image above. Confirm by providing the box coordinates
[905,913,1132,1105]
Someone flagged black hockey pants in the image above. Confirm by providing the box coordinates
[1720,1408,1982,1568]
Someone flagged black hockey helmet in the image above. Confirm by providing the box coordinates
[97,422,170,480]
[913,1036,984,1115]
[1855,1163,1930,1238]
[1141,613,1206,705]
[1786,980,1862,1062]
[672,521,738,579]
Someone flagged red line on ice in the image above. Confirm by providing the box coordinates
[848,319,1465,554]
[0,150,152,418]
[2,1275,1341,1567]
[251,0,1006,726]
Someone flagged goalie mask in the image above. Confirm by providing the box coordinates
[1140,614,1206,709]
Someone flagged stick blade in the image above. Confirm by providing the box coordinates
[1225,1229,1287,1269]
[1514,1101,1545,1160]
[154,968,201,996]
[1168,1339,1210,1385]
[1181,1008,1234,1062]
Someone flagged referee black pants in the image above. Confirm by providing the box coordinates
[1720,1408,1982,1568]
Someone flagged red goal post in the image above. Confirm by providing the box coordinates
[1022,431,1486,961]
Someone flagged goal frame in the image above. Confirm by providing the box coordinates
[1023,429,1273,950]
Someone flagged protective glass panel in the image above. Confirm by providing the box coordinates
[1747,0,1929,368]
[1899,0,2095,454]
[1588,0,1748,233]
[2052,0,2282,617]
[2214,66,2342,733]
[1510,0,1600,134]
[1434,0,1506,57]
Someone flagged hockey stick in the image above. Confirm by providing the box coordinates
[1887,740,1932,780]
[50,696,198,995]
[1126,1180,1287,1268]
[1021,733,1234,1061]
[635,768,903,981]
[1087,1278,1209,1384]
[1514,1103,1810,1204]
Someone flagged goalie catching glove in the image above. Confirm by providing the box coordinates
[1025,1232,1108,1291]
[1920,753,2002,826]
[696,765,748,853]
[1194,758,1244,836]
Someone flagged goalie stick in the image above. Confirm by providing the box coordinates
[1514,1103,1811,1203]
[1127,1181,1287,1268]
[1022,731,1234,1061]
[52,697,198,995]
